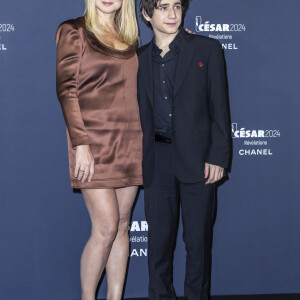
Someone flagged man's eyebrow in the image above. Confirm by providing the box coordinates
[158,2,169,7]
[158,2,182,7]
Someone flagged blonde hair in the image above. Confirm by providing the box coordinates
[84,0,139,47]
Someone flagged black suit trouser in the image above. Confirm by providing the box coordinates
[144,141,216,300]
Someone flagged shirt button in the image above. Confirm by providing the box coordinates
[163,81,166,84]
[165,96,168,99]
[169,114,172,117]
[162,64,165,67]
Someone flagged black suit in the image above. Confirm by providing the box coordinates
[137,31,231,187]
[137,31,231,300]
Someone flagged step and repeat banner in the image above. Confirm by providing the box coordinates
[0,0,299,299]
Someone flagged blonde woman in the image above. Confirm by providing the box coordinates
[56,1,142,299]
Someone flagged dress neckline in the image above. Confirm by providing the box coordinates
[93,33,131,52]
[78,16,136,59]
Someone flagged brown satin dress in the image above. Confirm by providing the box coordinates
[56,17,143,189]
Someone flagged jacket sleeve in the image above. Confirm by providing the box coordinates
[56,21,91,149]
[205,40,231,168]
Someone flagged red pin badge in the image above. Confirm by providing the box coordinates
[198,62,204,67]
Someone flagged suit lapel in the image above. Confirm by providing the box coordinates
[140,43,154,107]
[173,33,195,97]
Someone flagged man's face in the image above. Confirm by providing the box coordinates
[144,0,183,35]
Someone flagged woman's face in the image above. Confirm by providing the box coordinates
[95,0,123,15]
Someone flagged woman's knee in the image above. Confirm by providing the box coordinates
[117,215,130,235]
[92,221,118,246]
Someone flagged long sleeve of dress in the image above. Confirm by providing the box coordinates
[56,22,91,149]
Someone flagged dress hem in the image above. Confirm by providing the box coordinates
[70,176,143,189]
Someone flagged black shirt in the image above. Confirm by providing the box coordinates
[152,27,184,136]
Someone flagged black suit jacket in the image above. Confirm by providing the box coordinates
[137,31,231,187]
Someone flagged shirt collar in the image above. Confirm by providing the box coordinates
[152,27,184,54]
[170,27,184,49]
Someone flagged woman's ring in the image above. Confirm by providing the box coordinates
[79,170,85,173]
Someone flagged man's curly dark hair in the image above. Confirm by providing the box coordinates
[139,0,190,29]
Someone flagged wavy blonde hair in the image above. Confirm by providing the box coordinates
[84,0,139,47]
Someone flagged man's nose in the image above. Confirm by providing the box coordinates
[168,7,176,18]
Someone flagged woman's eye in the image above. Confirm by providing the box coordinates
[175,5,182,9]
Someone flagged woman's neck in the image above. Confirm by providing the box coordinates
[96,9,116,32]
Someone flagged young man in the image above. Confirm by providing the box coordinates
[137,0,231,299]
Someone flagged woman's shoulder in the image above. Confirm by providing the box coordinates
[57,16,85,31]
[56,17,86,44]
[55,17,85,44]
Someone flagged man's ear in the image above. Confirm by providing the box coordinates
[142,9,151,22]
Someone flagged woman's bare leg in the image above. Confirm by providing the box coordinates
[80,188,119,300]
[106,186,138,300]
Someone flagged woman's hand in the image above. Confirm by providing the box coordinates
[74,145,95,183]
[185,28,196,34]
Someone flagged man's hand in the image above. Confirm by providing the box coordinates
[204,163,224,184]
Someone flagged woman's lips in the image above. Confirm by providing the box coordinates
[102,1,113,5]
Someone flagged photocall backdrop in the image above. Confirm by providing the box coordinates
[0,0,299,299]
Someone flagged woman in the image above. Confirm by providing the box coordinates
[56,0,142,299]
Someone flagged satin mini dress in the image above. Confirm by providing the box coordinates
[56,17,143,189]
